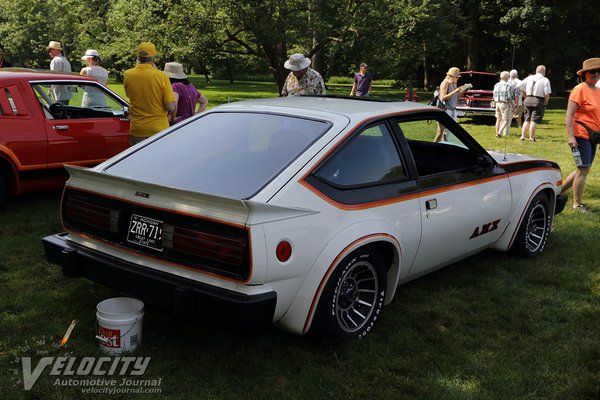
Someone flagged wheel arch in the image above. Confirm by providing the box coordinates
[0,150,19,198]
[494,183,556,252]
[275,222,404,335]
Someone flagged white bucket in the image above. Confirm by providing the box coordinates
[96,297,144,354]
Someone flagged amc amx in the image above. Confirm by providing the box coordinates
[43,97,566,341]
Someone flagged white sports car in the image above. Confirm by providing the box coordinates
[43,97,567,341]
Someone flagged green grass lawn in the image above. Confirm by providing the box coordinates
[106,77,406,106]
[1,80,600,399]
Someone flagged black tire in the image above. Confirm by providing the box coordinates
[311,247,387,342]
[513,193,551,258]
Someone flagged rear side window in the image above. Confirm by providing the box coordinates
[314,123,406,187]
[105,112,330,199]
[0,86,24,116]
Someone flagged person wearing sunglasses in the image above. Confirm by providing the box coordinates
[561,58,600,213]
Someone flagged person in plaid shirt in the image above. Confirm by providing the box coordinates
[493,71,516,137]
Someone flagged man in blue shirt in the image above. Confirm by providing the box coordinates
[350,63,373,97]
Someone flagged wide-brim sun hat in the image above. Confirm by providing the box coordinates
[284,53,311,71]
[137,42,157,57]
[577,58,600,76]
[81,49,99,60]
[47,41,63,51]
[446,67,461,78]
[163,62,187,79]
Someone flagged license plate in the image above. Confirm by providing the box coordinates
[127,214,163,251]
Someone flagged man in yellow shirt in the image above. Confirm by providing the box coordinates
[124,42,176,145]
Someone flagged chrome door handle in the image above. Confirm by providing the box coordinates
[53,125,69,131]
[425,199,438,210]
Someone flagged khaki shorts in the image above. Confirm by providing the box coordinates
[512,103,523,118]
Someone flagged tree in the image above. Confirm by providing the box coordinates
[389,0,463,90]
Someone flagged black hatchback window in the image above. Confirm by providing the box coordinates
[106,112,329,199]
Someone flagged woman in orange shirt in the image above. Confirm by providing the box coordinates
[561,58,600,212]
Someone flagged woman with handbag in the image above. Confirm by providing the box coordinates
[434,67,470,142]
[561,58,600,213]
[164,62,208,124]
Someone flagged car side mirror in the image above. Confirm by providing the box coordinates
[122,106,129,120]
[475,154,493,168]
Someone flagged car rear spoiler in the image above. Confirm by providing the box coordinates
[64,165,318,226]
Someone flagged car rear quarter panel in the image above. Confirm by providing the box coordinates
[259,166,421,334]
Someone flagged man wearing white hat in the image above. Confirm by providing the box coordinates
[47,41,73,105]
[281,53,326,97]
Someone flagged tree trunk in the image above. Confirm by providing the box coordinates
[308,0,324,78]
[465,8,480,70]
[260,42,288,95]
[421,40,429,90]
[224,59,234,84]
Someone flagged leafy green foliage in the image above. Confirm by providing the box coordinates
[0,1,594,94]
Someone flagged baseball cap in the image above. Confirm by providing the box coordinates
[137,42,157,57]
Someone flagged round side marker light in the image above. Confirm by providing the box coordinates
[276,241,292,262]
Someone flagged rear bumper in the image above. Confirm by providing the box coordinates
[42,233,276,330]
[456,107,495,117]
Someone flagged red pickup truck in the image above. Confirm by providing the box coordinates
[0,69,130,205]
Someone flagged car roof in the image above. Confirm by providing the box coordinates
[215,96,436,121]
[0,68,97,82]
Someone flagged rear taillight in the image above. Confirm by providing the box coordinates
[63,195,119,232]
[163,225,246,266]
[276,241,292,262]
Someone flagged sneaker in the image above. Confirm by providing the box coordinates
[520,136,525,141]
[573,204,589,213]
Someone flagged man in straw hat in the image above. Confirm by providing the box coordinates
[124,42,176,145]
[47,41,73,105]
[516,65,551,142]
[560,58,600,213]
[281,53,326,97]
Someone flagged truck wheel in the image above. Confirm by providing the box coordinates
[513,193,551,258]
[312,247,387,342]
